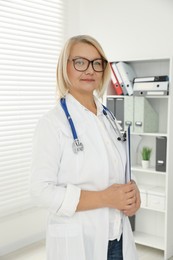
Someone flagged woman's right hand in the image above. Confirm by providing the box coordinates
[102,182,136,211]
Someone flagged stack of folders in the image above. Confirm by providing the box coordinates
[110,62,136,96]
[133,75,169,96]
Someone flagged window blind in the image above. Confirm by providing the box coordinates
[0,0,67,217]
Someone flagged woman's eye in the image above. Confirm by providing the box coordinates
[75,59,84,65]
[94,61,102,66]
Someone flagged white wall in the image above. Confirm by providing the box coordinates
[0,208,47,256]
[67,0,173,61]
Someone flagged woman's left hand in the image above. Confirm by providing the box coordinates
[122,180,141,216]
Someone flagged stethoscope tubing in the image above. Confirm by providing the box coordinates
[60,98,78,140]
[102,105,124,141]
[60,97,126,153]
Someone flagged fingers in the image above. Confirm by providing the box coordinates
[105,182,141,212]
[123,186,141,216]
[118,186,136,210]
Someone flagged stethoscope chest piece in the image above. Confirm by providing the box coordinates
[72,139,84,154]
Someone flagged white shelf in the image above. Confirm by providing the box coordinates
[106,57,173,258]
[134,231,165,250]
[106,95,169,99]
[141,205,165,213]
[131,165,166,175]
[146,95,169,99]
[131,132,168,137]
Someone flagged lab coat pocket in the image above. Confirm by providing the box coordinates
[47,223,86,260]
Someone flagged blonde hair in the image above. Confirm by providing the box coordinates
[56,35,111,98]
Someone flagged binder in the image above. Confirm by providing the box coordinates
[107,97,115,115]
[115,98,124,129]
[107,97,124,129]
[126,126,133,231]
[134,75,169,83]
[111,62,128,95]
[133,97,158,133]
[156,136,167,172]
[124,97,134,131]
[129,215,135,231]
[125,125,131,182]
[133,81,169,96]
[116,62,136,96]
[110,65,123,95]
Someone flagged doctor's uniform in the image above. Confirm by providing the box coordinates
[31,93,138,260]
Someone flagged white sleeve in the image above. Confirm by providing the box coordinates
[30,115,81,217]
[57,184,81,217]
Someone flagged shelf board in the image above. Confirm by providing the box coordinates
[134,231,165,250]
[140,206,165,213]
[146,95,169,99]
[131,165,166,175]
[106,95,169,99]
[131,132,168,137]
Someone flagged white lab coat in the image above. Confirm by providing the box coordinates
[31,93,138,260]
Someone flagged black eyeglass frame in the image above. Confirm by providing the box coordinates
[69,57,108,72]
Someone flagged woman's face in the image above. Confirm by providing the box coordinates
[67,42,103,96]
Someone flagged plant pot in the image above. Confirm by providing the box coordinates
[142,160,150,169]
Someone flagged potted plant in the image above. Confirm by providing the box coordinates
[141,146,152,169]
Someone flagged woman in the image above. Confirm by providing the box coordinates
[31,35,140,260]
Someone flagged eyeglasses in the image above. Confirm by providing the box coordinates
[69,57,108,72]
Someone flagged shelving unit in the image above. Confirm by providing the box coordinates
[105,58,173,260]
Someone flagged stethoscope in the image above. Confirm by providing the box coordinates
[60,97,126,154]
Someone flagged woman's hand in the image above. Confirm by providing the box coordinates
[122,180,141,216]
[76,181,141,213]
[102,181,139,212]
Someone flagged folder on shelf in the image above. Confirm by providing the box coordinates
[107,97,124,129]
[133,81,169,96]
[114,98,124,129]
[133,97,158,133]
[110,66,123,95]
[116,61,136,96]
[124,97,134,131]
[134,75,169,83]
[111,62,128,95]
[107,97,115,115]
[156,136,167,172]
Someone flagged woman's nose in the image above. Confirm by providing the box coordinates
[85,62,94,74]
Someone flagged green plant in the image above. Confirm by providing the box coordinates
[141,146,152,161]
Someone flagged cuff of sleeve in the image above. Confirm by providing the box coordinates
[57,184,81,217]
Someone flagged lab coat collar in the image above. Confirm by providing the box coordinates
[65,92,104,117]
